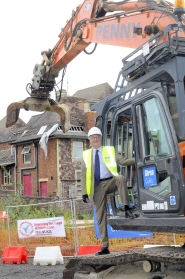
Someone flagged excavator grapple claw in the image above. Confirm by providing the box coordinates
[6,97,71,133]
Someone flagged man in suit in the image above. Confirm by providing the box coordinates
[81,127,137,256]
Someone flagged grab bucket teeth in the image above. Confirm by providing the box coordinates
[6,97,71,133]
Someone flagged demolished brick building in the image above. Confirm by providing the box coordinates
[0,83,113,201]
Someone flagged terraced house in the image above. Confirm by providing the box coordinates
[0,83,113,200]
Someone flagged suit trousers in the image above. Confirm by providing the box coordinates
[93,175,129,247]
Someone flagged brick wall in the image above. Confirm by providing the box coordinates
[37,139,57,196]
[16,139,57,197]
[0,142,12,150]
[0,195,59,208]
[16,143,35,195]
[21,196,59,205]
[84,112,98,133]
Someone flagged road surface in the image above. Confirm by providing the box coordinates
[0,257,66,279]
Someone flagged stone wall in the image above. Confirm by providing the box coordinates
[60,97,85,125]
[58,137,94,212]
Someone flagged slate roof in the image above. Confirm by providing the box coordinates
[73,82,113,100]
[0,149,15,166]
[12,111,87,145]
[26,111,60,128]
[0,117,26,136]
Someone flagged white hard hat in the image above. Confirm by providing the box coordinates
[88,127,102,138]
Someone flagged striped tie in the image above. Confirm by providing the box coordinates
[95,150,100,185]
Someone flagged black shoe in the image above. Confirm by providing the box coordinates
[95,247,110,256]
[125,209,138,219]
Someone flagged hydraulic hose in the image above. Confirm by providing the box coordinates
[64,12,75,52]
[84,43,98,55]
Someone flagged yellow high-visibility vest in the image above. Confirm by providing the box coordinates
[82,146,118,195]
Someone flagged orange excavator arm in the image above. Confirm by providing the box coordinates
[6,0,185,130]
[50,0,183,76]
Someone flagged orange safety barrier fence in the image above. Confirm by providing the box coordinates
[1,199,185,257]
[1,228,185,257]
[0,229,75,257]
[76,227,185,251]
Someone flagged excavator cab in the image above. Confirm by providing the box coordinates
[110,90,184,213]
[92,23,185,234]
[96,86,185,233]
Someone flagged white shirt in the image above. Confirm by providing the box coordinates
[92,146,112,179]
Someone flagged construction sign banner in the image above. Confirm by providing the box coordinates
[17,217,66,238]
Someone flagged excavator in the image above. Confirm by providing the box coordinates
[6,0,185,278]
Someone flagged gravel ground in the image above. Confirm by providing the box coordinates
[0,257,67,279]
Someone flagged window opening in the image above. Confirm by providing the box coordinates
[37,125,47,135]
[137,97,173,197]
[142,98,172,158]
[115,108,135,204]
[10,131,22,139]
[168,95,185,142]
[3,169,12,184]
[22,146,31,163]
[58,125,84,132]
[73,141,83,158]
[105,111,112,146]
[21,146,31,154]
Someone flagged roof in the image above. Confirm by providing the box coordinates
[26,111,60,128]
[0,109,87,145]
[12,127,87,144]
[0,117,26,136]
[0,112,57,144]
[73,83,113,100]
[11,111,58,144]
[0,148,15,166]
[12,111,87,144]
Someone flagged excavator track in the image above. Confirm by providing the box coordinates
[63,246,185,278]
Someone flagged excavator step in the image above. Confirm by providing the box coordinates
[107,215,185,234]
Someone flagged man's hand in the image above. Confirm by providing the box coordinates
[82,194,89,203]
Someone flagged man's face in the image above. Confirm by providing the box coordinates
[89,134,102,149]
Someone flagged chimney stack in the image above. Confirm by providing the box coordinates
[56,89,67,101]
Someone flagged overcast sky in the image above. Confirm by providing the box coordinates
[1,0,174,124]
